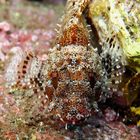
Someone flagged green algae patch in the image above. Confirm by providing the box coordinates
[89,0,140,72]
[131,107,140,126]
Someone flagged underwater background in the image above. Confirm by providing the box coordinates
[0,0,140,139]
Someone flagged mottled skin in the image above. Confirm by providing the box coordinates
[45,44,99,123]
[40,0,98,123]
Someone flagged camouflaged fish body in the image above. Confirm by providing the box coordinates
[4,0,126,124]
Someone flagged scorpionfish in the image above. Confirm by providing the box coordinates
[4,0,125,125]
